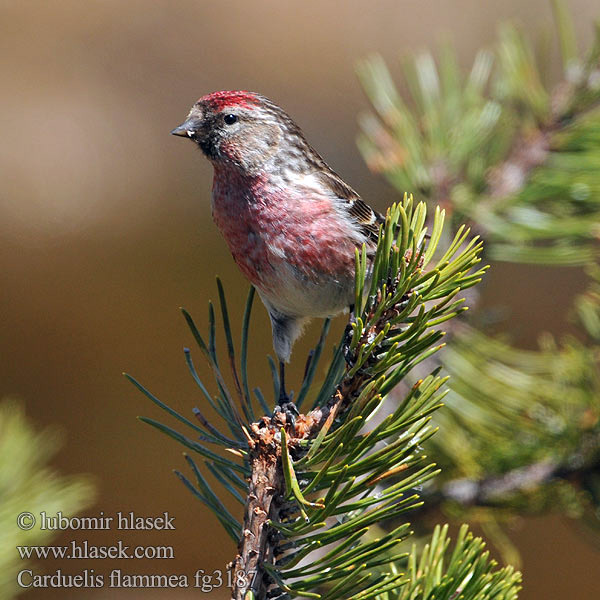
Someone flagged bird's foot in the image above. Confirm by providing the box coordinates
[272,360,299,426]
[272,400,299,428]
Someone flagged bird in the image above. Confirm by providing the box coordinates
[171,90,383,405]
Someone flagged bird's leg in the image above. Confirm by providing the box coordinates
[272,361,299,427]
[278,361,289,405]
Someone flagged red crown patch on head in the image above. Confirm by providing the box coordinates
[198,90,260,111]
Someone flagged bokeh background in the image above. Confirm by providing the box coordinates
[1,1,598,598]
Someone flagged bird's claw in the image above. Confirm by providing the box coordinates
[272,400,298,428]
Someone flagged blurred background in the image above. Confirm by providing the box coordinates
[1,1,598,598]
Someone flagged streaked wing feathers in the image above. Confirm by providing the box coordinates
[316,171,384,241]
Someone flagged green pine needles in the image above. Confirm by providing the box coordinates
[128,196,521,599]
[357,0,600,267]
[355,0,600,566]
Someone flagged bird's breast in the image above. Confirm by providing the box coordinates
[211,170,361,317]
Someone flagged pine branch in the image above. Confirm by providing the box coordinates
[228,199,486,599]
[399,274,600,557]
[397,524,521,600]
[412,444,600,514]
[357,1,600,266]
[0,399,94,599]
[128,196,520,600]
[356,2,600,563]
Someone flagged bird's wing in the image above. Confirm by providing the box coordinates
[315,170,384,242]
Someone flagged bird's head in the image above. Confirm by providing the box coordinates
[171,90,303,174]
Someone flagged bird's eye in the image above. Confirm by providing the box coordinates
[223,114,238,125]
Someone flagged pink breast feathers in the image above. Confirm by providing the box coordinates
[211,170,358,297]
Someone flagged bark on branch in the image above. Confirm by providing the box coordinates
[231,351,373,599]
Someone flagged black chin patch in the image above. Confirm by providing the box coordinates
[198,137,218,159]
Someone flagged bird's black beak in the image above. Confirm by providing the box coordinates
[170,119,198,138]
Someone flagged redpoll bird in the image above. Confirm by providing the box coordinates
[171,91,383,401]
